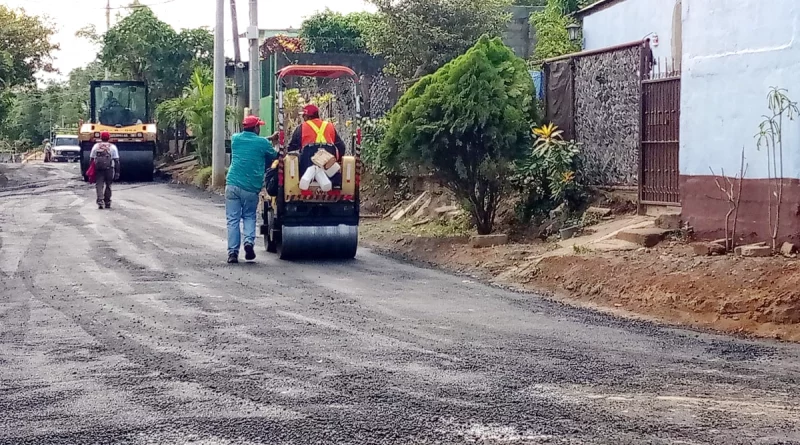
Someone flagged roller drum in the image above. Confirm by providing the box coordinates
[118,149,155,182]
[279,224,358,260]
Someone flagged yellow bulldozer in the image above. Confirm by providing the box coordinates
[79,80,157,182]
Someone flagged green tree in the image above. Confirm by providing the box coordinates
[58,62,106,126]
[157,67,230,167]
[382,36,535,234]
[0,6,58,125]
[531,0,581,62]
[367,0,512,80]
[0,6,58,87]
[100,6,213,103]
[300,10,377,54]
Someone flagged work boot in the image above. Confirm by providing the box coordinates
[244,243,256,261]
[227,253,239,264]
[105,202,111,209]
[98,202,104,210]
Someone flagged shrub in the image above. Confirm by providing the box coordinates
[382,36,535,234]
[360,116,389,172]
[194,166,212,188]
[512,123,586,223]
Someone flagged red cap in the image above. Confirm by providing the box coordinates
[302,104,319,117]
[242,115,265,128]
[100,131,110,141]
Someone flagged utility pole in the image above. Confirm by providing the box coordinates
[105,0,111,80]
[230,0,244,113]
[211,0,226,187]
[247,0,260,116]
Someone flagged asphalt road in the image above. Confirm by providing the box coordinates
[1,162,799,445]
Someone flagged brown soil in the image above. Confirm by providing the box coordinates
[362,220,800,342]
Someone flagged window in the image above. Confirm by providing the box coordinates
[94,83,147,127]
[54,137,79,146]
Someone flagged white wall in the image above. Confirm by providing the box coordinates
[582,0,678,61]
[680,0,800,178]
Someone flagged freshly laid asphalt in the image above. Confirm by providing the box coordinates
[1,162,799,445]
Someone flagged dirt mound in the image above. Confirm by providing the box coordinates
[363,220,800,342]
[530,249,800,341]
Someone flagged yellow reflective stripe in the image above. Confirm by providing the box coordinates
[305,120,330,144]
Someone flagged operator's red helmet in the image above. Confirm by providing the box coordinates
[100,131,111,141]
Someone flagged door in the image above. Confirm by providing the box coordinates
[640,76,681,205]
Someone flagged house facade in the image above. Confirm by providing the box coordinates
[679,0,800,242]
[577,0,681,63]
[569,0,800,241]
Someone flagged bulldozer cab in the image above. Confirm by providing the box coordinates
[89,81,149,128]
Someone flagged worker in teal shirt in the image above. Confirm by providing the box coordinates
[225,115,278,264]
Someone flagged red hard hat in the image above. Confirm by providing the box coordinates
[242,115,265,128]
[302,104,319,117]
[100,131,110,141]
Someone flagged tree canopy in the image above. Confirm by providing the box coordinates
[531,0,582,62]
[367,0,513,80]
[299,10,377,54]
[0,6,58,126]
[381,36,535,234]
[1,5,213,147]
[0,6,58,88]
[100,6,213,103]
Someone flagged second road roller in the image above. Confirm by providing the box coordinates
[79,80,156,182]
[261,65,362,260]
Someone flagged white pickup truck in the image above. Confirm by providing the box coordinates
[50,135,81,162]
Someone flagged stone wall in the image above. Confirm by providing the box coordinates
[573,45,642,187]
[271,53,399,148]
[276,53,398,119]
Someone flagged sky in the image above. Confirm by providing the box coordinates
[5,0,375,82]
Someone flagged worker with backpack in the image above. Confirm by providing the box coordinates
[89,131,120,209]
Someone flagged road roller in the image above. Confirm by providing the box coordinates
[79,80,156,182]
[260,65,362,260]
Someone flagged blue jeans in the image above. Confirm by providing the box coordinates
[225,185,260,255]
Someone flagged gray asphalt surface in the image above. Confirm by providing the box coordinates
[1,162,799,445]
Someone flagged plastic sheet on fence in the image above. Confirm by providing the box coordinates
[544,60,575,141]
[529,70,544,100]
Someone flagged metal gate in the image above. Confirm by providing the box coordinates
[640,75,681,205]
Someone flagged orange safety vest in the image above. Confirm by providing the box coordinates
[300,119,336,148]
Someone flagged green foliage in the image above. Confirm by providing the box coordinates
[531,0,581,63]
[756,87,799,251]
[194,166,213,188]
[1,62,105,145]
[512,123,585,223]
[100,7,213,103]
[157,67,226,167]
[382,36,535,234]
[0,6,58,88]
[300,10,377,54]
[0,6,58,125]
[367,0,513,80]
[360,116,390,172]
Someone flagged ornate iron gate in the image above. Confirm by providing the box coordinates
[640,75,681,205]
